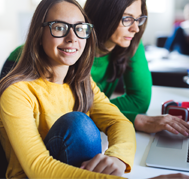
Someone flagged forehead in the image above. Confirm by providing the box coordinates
[46,1,85,23]
[123,0,142,16]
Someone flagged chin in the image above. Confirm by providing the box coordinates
[118,41,131,48]
[120,44,130,48]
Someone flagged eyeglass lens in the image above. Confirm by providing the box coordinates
[122,16,146,27]
[51,23,91,38]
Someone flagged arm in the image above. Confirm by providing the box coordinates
[108,42,189,136]
[90,79,136,173]
[110,41,152,124]
[0,85,124,179]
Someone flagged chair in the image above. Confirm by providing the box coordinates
[0,143,7,179]
[0,58,17,80]
[156,35,168,48]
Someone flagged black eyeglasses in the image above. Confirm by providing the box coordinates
[42,21,93,39]
[122,16,147,27]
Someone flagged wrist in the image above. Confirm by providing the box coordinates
[111,156,127,172]
[134,114,150,132]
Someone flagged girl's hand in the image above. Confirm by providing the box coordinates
[134,114,189,136]
[80,153,126,176]
[150,173,189,179]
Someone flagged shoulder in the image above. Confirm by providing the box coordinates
[1,79,45,100]
[0,78,53,110]
[130,41,146,62]
[90,77,104,95]
[135,41,145,53]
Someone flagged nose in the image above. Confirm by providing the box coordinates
[65,27,78,43]
[130,21,140,33]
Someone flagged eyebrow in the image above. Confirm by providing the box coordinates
[123,13,142,17]
[53,19,85,23]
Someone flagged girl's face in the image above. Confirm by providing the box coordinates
[42,1,86,68]
[105,0,142,51]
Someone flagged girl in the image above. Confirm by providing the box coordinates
[0,0,136,178]
[84,0,189,136]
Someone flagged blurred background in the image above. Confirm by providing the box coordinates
[0,0,189,87]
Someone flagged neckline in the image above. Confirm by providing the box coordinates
[38,77,69,87]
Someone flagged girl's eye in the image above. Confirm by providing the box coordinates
[76,27,83,32]
[54,26,65,31]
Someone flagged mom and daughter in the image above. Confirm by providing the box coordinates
[0,0,189,178]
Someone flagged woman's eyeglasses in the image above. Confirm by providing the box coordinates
[122,16,147,27]
[42,21,93,39]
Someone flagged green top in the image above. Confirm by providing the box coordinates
[1,41,152,125]
[91,41,152,124]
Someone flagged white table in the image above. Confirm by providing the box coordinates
[103,86,189,179]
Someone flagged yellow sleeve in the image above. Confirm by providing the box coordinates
[0,85,125,179]
[90,79,136,172]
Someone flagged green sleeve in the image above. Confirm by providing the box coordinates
[0,45,24,79]
[110,41,152,124]
[8,45,24,62]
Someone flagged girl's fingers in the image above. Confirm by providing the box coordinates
[82,154,102,171]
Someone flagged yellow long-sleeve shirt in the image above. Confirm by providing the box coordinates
[0,78,136,179]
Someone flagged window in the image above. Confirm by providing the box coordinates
[0,0,5,15]
[76,0,86,7]
[31,0,41,6]
[146,0,167,13]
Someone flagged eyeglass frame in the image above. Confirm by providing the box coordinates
[122,15,147,27]
[42,21,93,39]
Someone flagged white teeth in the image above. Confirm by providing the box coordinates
[63,49,77,53]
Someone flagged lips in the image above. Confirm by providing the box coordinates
[124,37,133,40]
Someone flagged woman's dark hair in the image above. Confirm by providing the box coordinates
[84,0,147,81]
[0,0,96,113]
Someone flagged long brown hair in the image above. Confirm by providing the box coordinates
[0,0,96,113]
[84,0,147,82]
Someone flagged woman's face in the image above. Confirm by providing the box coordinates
[105,0,142,51]
[42,1,86,68]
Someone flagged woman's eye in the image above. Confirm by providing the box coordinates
[124,18,132,22]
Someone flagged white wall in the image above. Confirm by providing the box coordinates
[142,0,175,45]
[0,0,33,68]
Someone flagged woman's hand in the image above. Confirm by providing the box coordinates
[150,173,189,179]
[80,154,126,176]
[134,114,189,136]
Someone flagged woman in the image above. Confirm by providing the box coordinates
[0,0,136,178]
[84,0,189,136]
